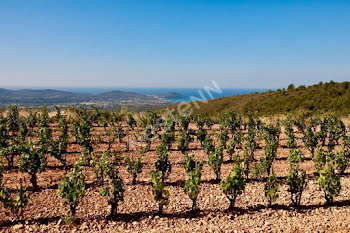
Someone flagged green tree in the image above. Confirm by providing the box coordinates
[287,84,295,91]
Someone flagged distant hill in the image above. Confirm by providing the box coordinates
[0,88,182,108]
[94,91,155,101]
[187,81,350,116]
[0,89,92,105]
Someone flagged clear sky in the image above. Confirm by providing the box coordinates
[0,0,349,89]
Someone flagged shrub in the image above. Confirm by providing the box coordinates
[203,114,214,129]
[335,145,349,175]
[27,108,38,132]
[0,178,30,220]
[37,124,53,155]
[264,173,279,206]
[288,149,304,168]
[326,116,346,152]
[91,152,111,184]
[184,160,203,212]
[59,158,85,217]
[221,163,246,210]
[242,137,255,179]
[217,129,229,149]
[196,128,207,149]
[160,131,175,151]
[184,154,200,173]
[262,137,278,176]
[318,163,341,203]
[19,141,47,191]
[104,122,118,151]
[203,134,215,155]
[179,116,191,131]
[177,130,193,153]
[227,131,243,159]
[0,118,10,167]
[208,144,224,181]
[73,112,93,154]
[101,165,124,216]
[125,154,144,185]
[7,105,20,135]
[126,113,137,130]
[51,118,70,168]
[150,170,169,215]
[155,147,172,182]
[282,115,297,150]
[286,167,307,206]
[302,122,319,157]
[142,127,153,150]
[314,147,334,173]
[38,105,50,127]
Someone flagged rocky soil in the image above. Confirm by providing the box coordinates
[1,125,350,232]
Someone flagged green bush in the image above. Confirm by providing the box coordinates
[227,131,243,159]
[177,130,193,153]
[335,145,349,175]
[318,164,341,203]
[217,129,229,149]
[208,144,224,181]
[155,147,172,182]
[184,160,203,212]
[288,149,304,168]
[264,173,279,206]
[101,165,124,216]
[203,134,215,155]
[19,141,47,191]
[7,105,20,135]
[286,167,307,206]
[221,163,246,210]
[150,170,169,215]
[0,178,30,220]
[91,152,111,184]
[314,147,334,173]
[59,158,86,217]
[125,154,144,185]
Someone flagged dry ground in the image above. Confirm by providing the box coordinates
[1,124,350,232]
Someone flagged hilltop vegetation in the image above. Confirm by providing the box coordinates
[188,81,350,116]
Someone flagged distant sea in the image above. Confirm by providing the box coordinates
[53,87,269,102]
[5,87,269,102]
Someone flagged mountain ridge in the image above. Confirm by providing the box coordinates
[185,81,350,116]
[0,88,183,107]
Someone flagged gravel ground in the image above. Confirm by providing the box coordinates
[1,125,350,232]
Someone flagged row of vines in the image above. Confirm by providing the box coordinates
[0,105,349,222]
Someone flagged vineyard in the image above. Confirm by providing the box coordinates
[1,105,350,232]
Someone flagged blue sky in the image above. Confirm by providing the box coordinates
[0,0,349,88]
